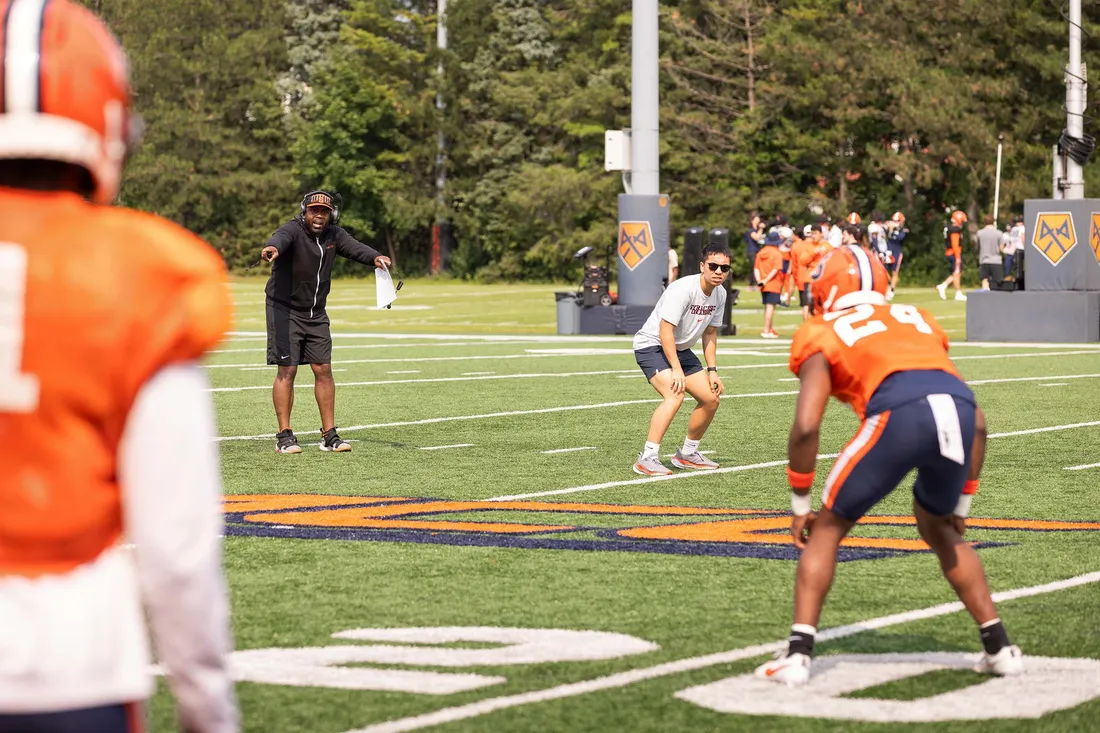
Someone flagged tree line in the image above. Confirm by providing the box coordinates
[82,0,1100,283]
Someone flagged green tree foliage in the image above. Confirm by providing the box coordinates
[83,0,1100,281]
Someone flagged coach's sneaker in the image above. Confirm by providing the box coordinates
[275,429,302,454]
[936,282,948,300]
[955,290,967,302]
[633,454,672,476]
[754,652,812,687]
[671,450,719,470]
[975,644,1023,676]
[320,426,352,452]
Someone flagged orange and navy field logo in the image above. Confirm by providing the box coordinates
[1090,213,1100,266]
[1032,212,1077,265]
[223,495,1100,562]
[618,221,655,270]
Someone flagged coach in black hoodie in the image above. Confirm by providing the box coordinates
[260,190,390,454]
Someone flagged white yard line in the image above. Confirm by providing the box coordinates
[386,370,422,375]
[207,370,641,393]
[348,570,1100,733]
[1064,462,1100,471]
[419,444,474,451]
[462,372,496,376]
[215,375,1100,442]
[490,419,1100,501]
[1040,383,1069,387]
[968,373,1100,386]
[541,447,598,455]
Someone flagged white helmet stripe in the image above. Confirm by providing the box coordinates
[3,0,49,114]
[847,244,874,291]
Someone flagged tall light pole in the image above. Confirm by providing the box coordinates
[993,134,1003,225]
[1061,0,1086,198]
[432,0,448,272]
[631,0,659,195]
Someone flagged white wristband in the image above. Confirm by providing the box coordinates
[791,492,812,517]
[954,493,973,518]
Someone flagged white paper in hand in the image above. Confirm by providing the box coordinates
[375,265,398,309]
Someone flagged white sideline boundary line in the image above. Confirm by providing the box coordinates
[419,444,474,451]
[348,570,1100,733]
[1065,462,1100,471]
[489,420,1100,501]
[224,330,1100,350]
[541,447,598,455]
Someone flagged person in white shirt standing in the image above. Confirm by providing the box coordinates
[631,242,730,476]
[667,246,679,286]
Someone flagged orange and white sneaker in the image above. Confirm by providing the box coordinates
[671,449,719,470]
[761,330,779,339]
[754,652,811,687]
[633,454,672,476]
[975,645,1023,676]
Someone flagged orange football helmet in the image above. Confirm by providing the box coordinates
[846,212,862,225]
[891,211,906,225]
[0,0,141,204]
[810,244,889,315]
[950,210,968,227]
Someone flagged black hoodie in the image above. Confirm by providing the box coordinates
[263,217,383,318]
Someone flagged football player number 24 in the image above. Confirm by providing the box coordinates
[825,303,933,347]
[0,243,40,412]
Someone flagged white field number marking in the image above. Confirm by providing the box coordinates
[0,243,39,412]
[675,652,1100,722]
[826,303,933,347]
[228,627,657,695]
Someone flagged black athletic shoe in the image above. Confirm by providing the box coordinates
[275,429,302,454]
[320,426,351,452]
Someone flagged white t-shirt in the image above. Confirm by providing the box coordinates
[868,222,888,255]
[633,274,726,351]
[668,248,679,283]
[827,225,843,248]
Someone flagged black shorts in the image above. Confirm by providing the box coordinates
[0,704,143,733]
[762,291,781,306]
[634,346,704,381]
[267,303,332,366]
[979,263,1004,283]
[798,285,812,308]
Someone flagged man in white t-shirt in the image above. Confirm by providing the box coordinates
[668,247,679,285]
[631,242,730,476]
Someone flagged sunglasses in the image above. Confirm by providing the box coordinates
[706,262,731,273]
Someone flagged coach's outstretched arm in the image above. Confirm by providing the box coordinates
[120,365,239,733]
[334,228,389,268]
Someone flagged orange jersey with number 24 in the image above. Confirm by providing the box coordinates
[789,302,961,419]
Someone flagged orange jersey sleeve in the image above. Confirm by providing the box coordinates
[789,302,961,419]
[945,226,963,257]
[791,240,816,287]
[0,190,231,576]
[755,248,784,293]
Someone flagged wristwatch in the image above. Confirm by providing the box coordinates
[706,367,718,372]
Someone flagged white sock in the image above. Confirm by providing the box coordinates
[642,441,660,459]
[682,438,700,455]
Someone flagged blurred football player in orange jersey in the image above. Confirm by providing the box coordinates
[0,1,238,731]
[754,245,1022,687]
[937,209,968,301]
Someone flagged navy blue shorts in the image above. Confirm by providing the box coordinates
[781,258,791,273]
[822,394,976,521]
[886,248,903,273]
[762,291,781,306]
[0,704,143,733]
[947,254,959,274]
[634,346,703,381]
[798,284,812,308]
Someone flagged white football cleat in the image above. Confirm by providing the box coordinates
[975,644,1023,676]
[936,283,948,300]
[886,287,895,301]
[754,652,811,687]
[955,291,967,301]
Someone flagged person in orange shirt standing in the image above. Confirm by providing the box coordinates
[0,1,238,731]
[754,230,785,338]
[754,245,1021,687]
[937,210,968,301]
[792,225,823,320]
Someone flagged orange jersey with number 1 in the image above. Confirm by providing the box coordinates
[789,302,961,419]
[0,187,232,577]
